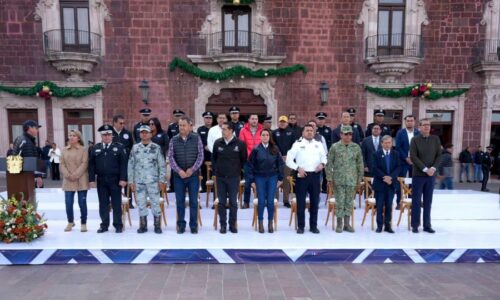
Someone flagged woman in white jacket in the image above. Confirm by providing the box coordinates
[48,143,61,180]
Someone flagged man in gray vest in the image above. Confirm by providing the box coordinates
[168,116,204,234]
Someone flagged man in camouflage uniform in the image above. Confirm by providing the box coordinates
[128,125,167,234]
[326,125,364,233]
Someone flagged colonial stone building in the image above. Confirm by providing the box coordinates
[1,0,499,169]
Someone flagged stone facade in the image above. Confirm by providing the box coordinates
[0,0,498,160]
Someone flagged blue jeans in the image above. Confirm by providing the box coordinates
[174,173,199,229]
[439,177,454,190]
[459,163,470,181]
[474,164,483,182]
[65,190,88,224]
[255,175,278,221]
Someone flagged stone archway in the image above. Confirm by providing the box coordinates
[207,88,267,121]
[194,78,277,127]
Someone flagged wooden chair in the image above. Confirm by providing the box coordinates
[251,183,278,231]
[356,179,365,209]
[121,190,132,228]
[397,177,417,231]
[212,176,238,230]
[128,183,168,229]
[361,177,377,230]
[324,182,336,229]
[204,162,215,208]
[238,177,246,208]
[175,176,203,230]
[288,176,310,230]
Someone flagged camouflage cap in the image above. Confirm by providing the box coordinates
[139,125,152,133]
[341,125,353,134]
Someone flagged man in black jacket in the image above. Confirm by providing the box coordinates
[212,122,247,234]
[112,114,133,155]
[13,120,41,158]
[459,147,473,183]
[272,115,295,207]
[481,146,494,192]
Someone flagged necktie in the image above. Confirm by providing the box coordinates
[385,151,391,173]
[373,137,378,150]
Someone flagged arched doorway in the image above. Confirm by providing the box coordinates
[207,88,267,122]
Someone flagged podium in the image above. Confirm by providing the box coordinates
[0,157,42,206]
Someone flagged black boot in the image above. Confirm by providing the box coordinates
[154,216,162,234]
[137,216,147,233]
[258,221,264,233]
[129,198,135,209]
[268,221,274,233]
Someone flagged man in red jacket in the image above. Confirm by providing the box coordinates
[239,114,263,208]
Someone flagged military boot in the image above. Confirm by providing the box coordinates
[335,217,343,233]
[343,216,355,233]
[154,216,162,234]
[137,216,148,233]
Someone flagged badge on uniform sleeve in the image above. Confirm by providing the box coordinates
[124,134,129,139]
[234,146,240,152]
[286,132,292,136]
[276,132,280,137]
[354,125,358,128]
[113,147,118,152]
[217,146,224,152]
[95,149,101,153]
[325,129,329,133]
[158,134,162,137]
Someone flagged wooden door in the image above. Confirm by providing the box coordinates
[7,109,38,144]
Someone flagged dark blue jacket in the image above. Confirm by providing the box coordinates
[247,144,284,182]
[395,128,420,165]
[372,149,401,191]
[88,142,128,182]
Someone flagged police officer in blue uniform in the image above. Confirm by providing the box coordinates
[133,108,152,143]
[89,125,128,233]
[347,108,365,141]
[197,111,214,192]
[366,109,391,137]
[316,112,333,193]
[229,106,245,138]
[167,109,185,139]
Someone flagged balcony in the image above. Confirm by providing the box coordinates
[43,29,102,81]
[472,39,500,81]
[186,30,286,69]
[364,34,424,82]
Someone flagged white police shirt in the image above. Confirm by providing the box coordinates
[286,138,327,172]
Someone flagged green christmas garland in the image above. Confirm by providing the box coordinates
[365,85,469,101]
[223,0,255,5]
[169,57,308,81]
[0,81,103,98]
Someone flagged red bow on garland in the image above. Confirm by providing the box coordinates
[36,86,52,100]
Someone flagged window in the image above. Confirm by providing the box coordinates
[64,109,94,147]
[60,0,90,52]
[377,0,405,55]
[7,109,38,144]
[222,6,251,53]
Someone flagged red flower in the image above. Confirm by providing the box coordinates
[418,85,427,92]
[7,206,15,214]
[21,209,27,216]
[411,89,419,97]
[15,217,24,225]
[35,214,42,220]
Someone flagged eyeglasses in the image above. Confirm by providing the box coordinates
[118,122,124,125]
[343,133,353,136]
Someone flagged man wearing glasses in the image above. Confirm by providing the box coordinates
[112,114,133,155]
[409,118,441,233]
[287,113,302,141]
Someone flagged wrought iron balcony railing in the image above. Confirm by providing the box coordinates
[365,34,424,58]
[43,29,101,55]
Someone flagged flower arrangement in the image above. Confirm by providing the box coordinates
[0,196,47,243]
[411,82,433,98]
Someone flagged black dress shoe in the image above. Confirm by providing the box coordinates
[191,227,198,234]
[395,206,400,210]
[481,188,490,192]
[423,227,435,233]
[115,227,123,233]
[297,228,304,234]
[97,228,108,233]
[310,228,320,234]
[384,227,395,234]
[220,227,227,234]
[177,227,185,234]
[241,203,249,209]
[412,228,419,233]
[376,227,382,233]
[284,202,291,208]
[229,227,238,234]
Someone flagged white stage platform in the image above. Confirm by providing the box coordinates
[0,188,499,264]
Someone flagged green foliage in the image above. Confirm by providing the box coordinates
[365,85,469,101]
[0,81,103,98]
[169,57,308,81]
